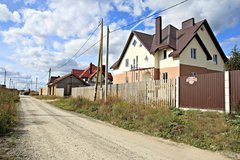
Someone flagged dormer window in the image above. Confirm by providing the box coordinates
[132,40,137,47]
[191,48,197,59]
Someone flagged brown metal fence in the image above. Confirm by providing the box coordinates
[230,70,240,111]
[179,72,225,111]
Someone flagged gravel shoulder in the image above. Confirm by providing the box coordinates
[13,95,232,160]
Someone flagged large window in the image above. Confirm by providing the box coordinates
[125,59,129,67]
[191,48,197,59]
[132,39,137,47]
[213,54,218,64]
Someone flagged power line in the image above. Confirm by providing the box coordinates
[51,0,189,70]
[56,22,101,69]
[110,0,189,33]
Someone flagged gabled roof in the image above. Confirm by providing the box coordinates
[50,73,89,86]
[80,63,113,81]
[47,76,60,85]
[111,18,228,70]
[71,69,84,77]
[111,31,153,69]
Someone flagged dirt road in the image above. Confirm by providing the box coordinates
[16,96,230,160]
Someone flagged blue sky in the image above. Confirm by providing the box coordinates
[0,0,240,90]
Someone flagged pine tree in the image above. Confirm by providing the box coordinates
[225,45,240,71]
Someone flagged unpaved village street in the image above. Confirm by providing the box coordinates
[16,96,230,160]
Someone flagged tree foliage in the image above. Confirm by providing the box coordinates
[225,45,240,71]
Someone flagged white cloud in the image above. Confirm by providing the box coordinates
[23,0,36,5]
[113,0,144,16]
[0,3,21,22]
[142,0,240,34]
[1,0,240,83]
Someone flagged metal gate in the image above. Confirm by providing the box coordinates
[179,72,225,111]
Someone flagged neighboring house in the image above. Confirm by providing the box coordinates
[48,73,88,96]
[79,63,113,86]
[111,17,228,84]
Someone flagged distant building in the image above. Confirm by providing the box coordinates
[75,63,113,86]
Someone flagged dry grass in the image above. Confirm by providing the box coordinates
[48,96,240,153]
[0,88,19,134]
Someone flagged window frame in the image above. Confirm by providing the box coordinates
[191,48,197,59]
[132,39,137,47]
[125,58,129,67]
[213,54,218,65]
[163,50,167,59]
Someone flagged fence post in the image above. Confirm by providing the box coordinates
[175,77,179,109]
[224,71,230,113]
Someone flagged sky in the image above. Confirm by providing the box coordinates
[0,0,240,90]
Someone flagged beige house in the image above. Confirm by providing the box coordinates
[47,73,88,96]
[111,17,228,84]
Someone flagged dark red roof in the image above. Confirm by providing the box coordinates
[80,63,113,81]
[111,17,228,70]
[71,69,84,77]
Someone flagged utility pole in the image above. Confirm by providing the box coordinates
[4,69,6,86]
[104,26,109,103]
[94,18,103,101]
[36,77,38,92]
[48,68,51,95]
[48,68,51,82]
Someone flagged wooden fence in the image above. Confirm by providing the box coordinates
[72,79,176,106]
[72,70,240,112]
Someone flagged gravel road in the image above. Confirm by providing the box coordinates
[16,95,230,160]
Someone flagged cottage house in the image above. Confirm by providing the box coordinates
[79,63,113,86]
[48,73,88,96]
[111,17,228,84]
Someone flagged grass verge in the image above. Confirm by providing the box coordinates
[48,96,240,153]
[0,88,19,159]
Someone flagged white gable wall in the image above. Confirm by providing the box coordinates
[113,35,154,75]
[180,25,224,71]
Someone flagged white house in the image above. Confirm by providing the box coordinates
[111,17,228,84]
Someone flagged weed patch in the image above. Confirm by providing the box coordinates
[48,96,240,153]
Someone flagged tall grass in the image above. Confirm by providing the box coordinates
[49,96,240,153]
[0,88,19,134]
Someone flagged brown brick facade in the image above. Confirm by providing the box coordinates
[180,64,220,77]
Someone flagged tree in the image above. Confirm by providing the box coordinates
[225,45,240,71]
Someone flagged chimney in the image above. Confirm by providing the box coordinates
[182,18,195,29]
[90,63,92,74]
[155,16,162,45]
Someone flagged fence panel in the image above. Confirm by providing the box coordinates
[180,72,225,110]
[146,79,176,106]
[72,79,175,106]
[230,70,240,111]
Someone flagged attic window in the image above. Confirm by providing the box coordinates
[213,54,218,64]
[132,40,137,47]
[201,27,204,31]
[191,48,197,59]
[163,50,167,59]
[145,56,149,61]
[139,44,142,47]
